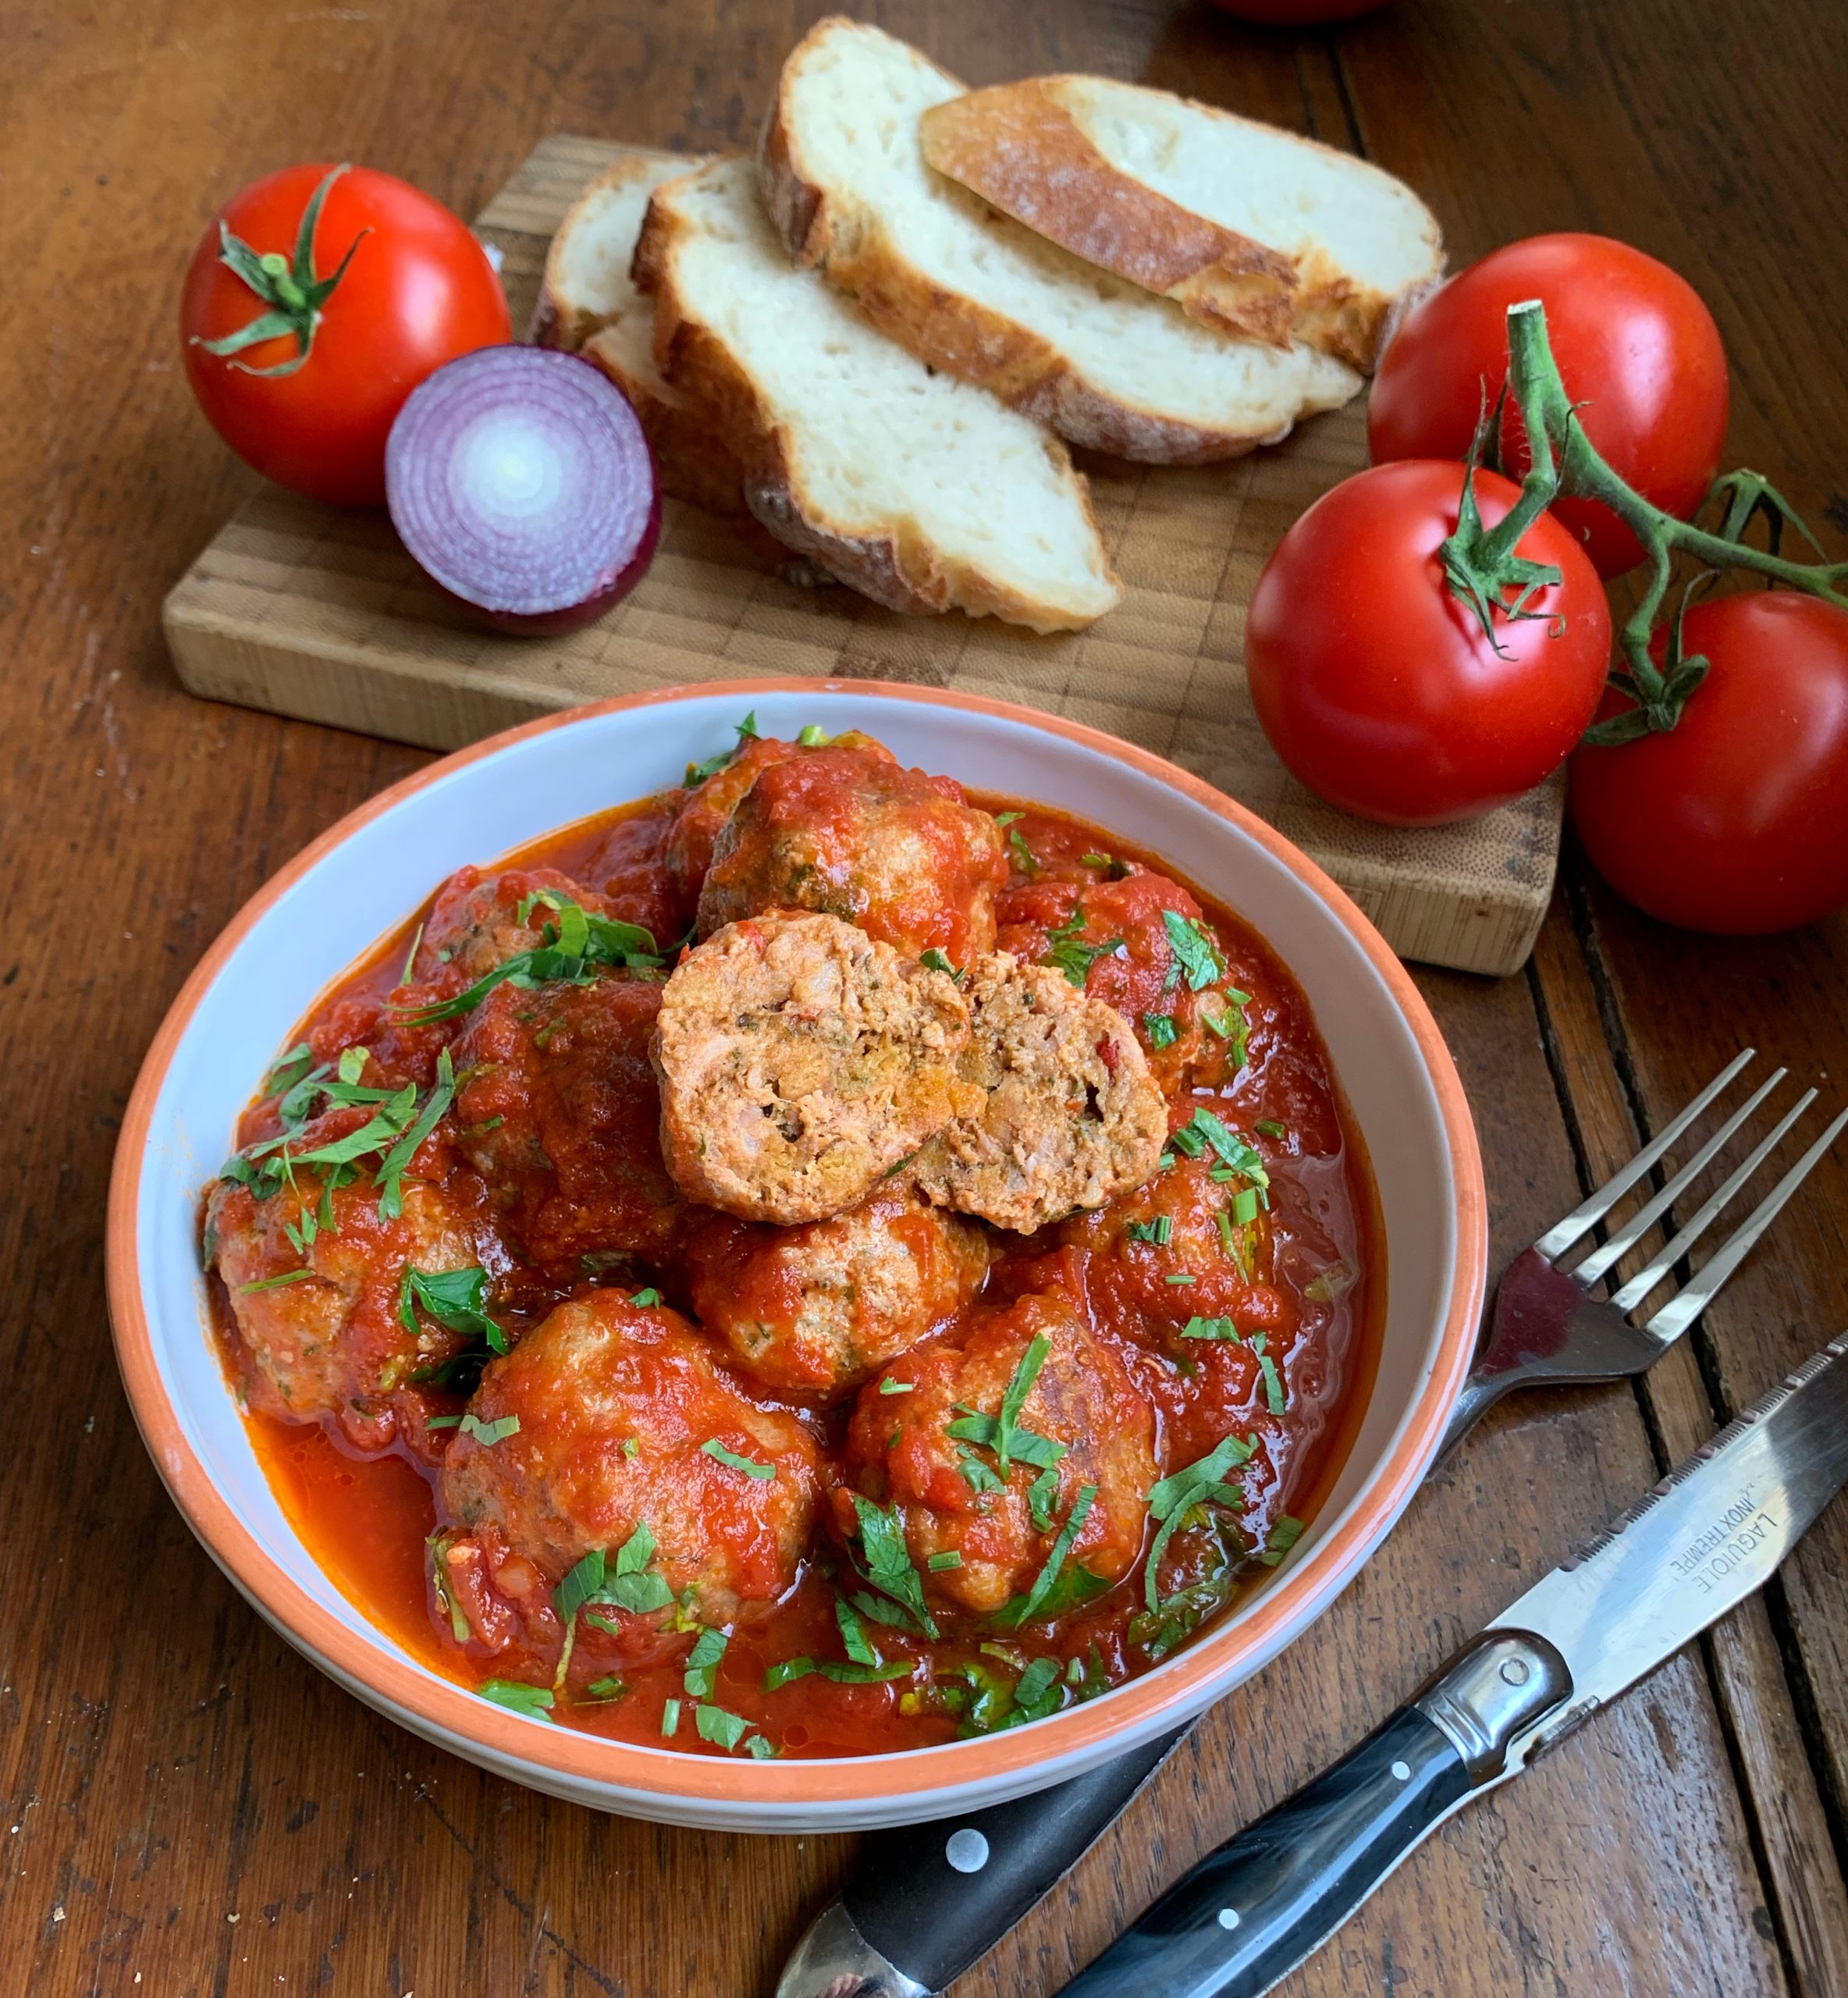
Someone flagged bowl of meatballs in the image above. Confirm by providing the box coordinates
[108,681,1486,1831]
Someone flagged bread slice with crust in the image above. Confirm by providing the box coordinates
[920,77,1443,369]
[759,17,1360,464]
[632,156,1119,631]
[579,315,748,517]
[529,150,693,351]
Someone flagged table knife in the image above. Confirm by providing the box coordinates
[777,1332,1848,1998]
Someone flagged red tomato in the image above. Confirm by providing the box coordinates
[181,164,510,506]
[1570,593,1848,934]
[1246,460,1612,826]
[1368,234,1729,578]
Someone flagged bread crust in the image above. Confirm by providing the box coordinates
[531,151,695,352]
[634,165,1118,631]
[921,77,1441,372]
[580,323,748,517]
[920,83,1299,352]
[756,22,1345,464]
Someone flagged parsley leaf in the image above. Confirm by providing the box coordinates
[459,1411,519,1447]
[578,1521,676,1620]
[1126,1215,1172,1246]
[479,1679,553,1719]
[397,1264,506,1353]
[989,1484,1100,1628]
[995,1332,1051,1474]
[660,1697,681,1737]
[1255,1119,1288,1141]
[1256,1515,1306,1567]
[628,1286,663,1308]
[1160,909,1224,991]
[238,1267,315,1294]
[683,1626,729,1701]
[702,1439,777,1480]
[374,1047,457,1220]
[582,1676,627,1702]
[1143,1434,1257,1612]
[694,1703,752,1751]
[1170,1109,1270,1189]
[392,899,662,1026]
[846,1495,939,1639]
[684,712,760,784]
[1252,1333,1287,1415]
[1142,1012,1178,1051]
[1008,827,1039,876]
[1043,905,1124,987]
[926,1551,963,1571]
[1181,1316,1240,1342]
[877,1377,914,1395]
[919,947,965,983]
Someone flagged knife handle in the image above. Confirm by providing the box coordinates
[1056,1631,1573,1998]
[840,1727,1188,1994]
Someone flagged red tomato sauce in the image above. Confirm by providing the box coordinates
[206,759,1383,1760]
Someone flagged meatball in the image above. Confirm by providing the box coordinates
[1061,1150,1297,1348]
[913,955,1167,1232]
[440,1290,823,1624]
[578,801,688,944]
[652,911,978,1225]
[414,863,628,986]
[996,867,1242,1093]
[842,1289,1155,1619]
[696,744,1008,963]
[452,973,682,1279]
[207,1118,484,1449]
[684,1185,993,1397]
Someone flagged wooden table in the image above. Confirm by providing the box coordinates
[5,2,1846,1992]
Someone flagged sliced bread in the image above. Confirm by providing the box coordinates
[759,18,1361,464]
[920,77,1443,369]
[528,150,694,350]
[529,148,747,514]
[632,157,1120,631]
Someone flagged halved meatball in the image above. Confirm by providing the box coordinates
[440,1289,823,1626]
[207,1117,485,1449]
[684,1185,993,1398]
[696,743,1008,963]
[652,911,977,1225]
[913,955,1167,1232]
[840,1289,1154,1619]
[452,973,682,1279]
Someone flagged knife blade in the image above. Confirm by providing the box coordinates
[1047,1331,1848,1998]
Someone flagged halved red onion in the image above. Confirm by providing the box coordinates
[385,344,660,635]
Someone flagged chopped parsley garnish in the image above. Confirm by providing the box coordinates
[1256,1119,1288,1141]
[1257,1515,1306,1567]
[958,1450,1004,1495]
[399,920,425,989]
[990,1484,1103,1629]
[926,1551,963,1572]
[478,1679,553,1719]
[1167,1109,1270,1189]
[1008,827,1040,876]
[628,1287,663,1308]
[459,1411,520,1447]
[693,1704,752,1751]
[1127,1215,1172,1246]
[397,1264,506,1353]
[845,1494,939,1639]
[1160,909,1224,991]
[1199,989,1252,1068]
[1143,1012,1178,1050]
[797,723,829,747]
[702,1439,777,1480]
[582,1676,627,1702]
[946,1410,1066,1472]
[1043,905,1124,987]
[1011,1656,1063,1722]
[1228,1186,1262,1228]
[994,1332,1050,1474]
[1252,1333,1287,1415]
[1304,1260,1359,1304]
[425,1414,463,1430]
[1215,1210,1239,1259]
[919,947,965,983]
[835,1594,877,1664]
[1078,851,1121,873]
[993,811,1024,827]
[763,1655,912,1690]
[375,1047,458,1218]
[391,899,661,1026]
[622,1438,640,1459]
[262,1043,317,1097]
[1181,1316,1240,1342]
[569,1522,676,1624]
[1025,1463,1061,1534]
[660,1697,681,1737]
[1164,1272,1196,1286]
[426,1533,470,1642]
[1143,1434,1257,1614]
[684,713,759,784]
[238,1267,315,1293]
[877,1377,915,1395]
[683,1626,729,1701]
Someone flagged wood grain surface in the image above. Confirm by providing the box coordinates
[160,135,1562,981]
[2,2,1846,1996]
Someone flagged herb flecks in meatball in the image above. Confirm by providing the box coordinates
[914,955,1167,1233]
[843,1290,1154,1620]
[440,1291,823,1631]
[684,1185,993,1398]
[696,743,1008,964]
[652,911,978,1225]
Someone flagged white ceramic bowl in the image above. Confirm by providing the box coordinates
[108,680,1485,1833]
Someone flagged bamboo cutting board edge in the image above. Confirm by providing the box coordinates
[162,133,1563,979]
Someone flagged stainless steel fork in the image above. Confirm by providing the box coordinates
[1438,1048,1848,1457]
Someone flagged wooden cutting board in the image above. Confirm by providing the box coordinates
[162,133,1562,977]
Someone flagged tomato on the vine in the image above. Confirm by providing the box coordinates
[1570,593,1848,934]
[1368,234,1729,578]
[181,163,510,506]
[1245,459,1612,827]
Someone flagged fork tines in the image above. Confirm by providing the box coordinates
[1533,1051,1847,1341]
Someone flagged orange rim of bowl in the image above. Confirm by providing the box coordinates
[107,677,1487,1809]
